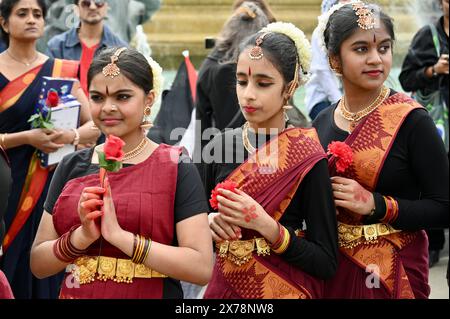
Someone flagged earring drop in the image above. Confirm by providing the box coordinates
[140,105,153,129]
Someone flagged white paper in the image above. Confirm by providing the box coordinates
[46,102,80,166]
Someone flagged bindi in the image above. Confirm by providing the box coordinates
[248,67,252,76]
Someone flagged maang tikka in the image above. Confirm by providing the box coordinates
[249,33,269,60]
[352,2,376,30]
[102,47,128,78]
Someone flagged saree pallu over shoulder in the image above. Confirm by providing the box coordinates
[54,145,181,299]
[205,128,327,299]
[328,93,425,298]
[1,59,80,253]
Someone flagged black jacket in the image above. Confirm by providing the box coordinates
[399,16,449,106]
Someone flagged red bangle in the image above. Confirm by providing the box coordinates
[53,225,87,263]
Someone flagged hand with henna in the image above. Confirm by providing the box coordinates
[216,188,278,242]
[330,176,375,216]
[77,186,105,242]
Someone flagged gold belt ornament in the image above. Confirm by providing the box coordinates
[217,238,271,266]
[69,256,168,285]
[338,222,401,249]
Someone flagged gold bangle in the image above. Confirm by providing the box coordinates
[0,133,7,149]
[141,238,152,264]
[272,227,291,254]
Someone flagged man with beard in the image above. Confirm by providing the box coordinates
[46,0,127,95]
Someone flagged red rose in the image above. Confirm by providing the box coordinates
[46,89,60,107]
[327,141,353,173]
[209,180,238,210]
[104,135,125,161]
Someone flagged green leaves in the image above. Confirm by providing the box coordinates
[97,150,123,172]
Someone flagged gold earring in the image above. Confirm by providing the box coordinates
[328,57,342,76]
[140,105,153,129]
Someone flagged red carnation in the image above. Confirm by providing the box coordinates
[209,180,238,210]
[46,89,60,107]
[104,135,125,161]
[327,141,353,173]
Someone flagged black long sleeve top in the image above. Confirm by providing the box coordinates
[399,16,449,107]
[313,96,449,231]
[203,128,338,279]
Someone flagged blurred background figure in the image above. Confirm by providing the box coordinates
[399,0,449,268]
[38,0,161,51]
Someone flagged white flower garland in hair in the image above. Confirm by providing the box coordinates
[145,55,164,102]
[261,22,312,85]
[317,0,361,54]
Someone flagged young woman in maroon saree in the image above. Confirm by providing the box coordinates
[203,23,338,299]
[313,2,449,298]
[30,48,213,299]
[0,0,97,298]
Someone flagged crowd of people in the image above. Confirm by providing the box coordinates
[0,0,448,300]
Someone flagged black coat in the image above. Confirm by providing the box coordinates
[399,16,449,107]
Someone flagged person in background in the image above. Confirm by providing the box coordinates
[399,0,449,269]
[313,2,449,298]
[46,0,127,96]
[0,0,98,298]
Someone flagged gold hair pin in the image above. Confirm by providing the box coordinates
[249,33,268,60]
[102,47,128,78]
[352,2,376,30]
[235,6,256,19]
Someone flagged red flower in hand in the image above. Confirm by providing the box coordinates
[46,89,60,107]
[104,135,125,161]
[327,141,353,173]
[209,180,238,210]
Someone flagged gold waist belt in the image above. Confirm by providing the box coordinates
[338,222,401,249]
[216,238,271,267]
[69,256,168,285]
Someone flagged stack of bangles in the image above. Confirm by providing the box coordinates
[0,133,7,149]
[53,226,88,263]
[270,222,291,254]
[131,234,152,264]
[380,195,399,224]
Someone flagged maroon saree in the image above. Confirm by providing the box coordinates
[204,128,328,299]
[325,93,429,299]
[53,144,181,299]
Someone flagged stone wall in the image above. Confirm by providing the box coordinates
[143,0,428,69]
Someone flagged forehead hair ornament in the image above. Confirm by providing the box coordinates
[352,2,376,30]
[102,47,128,79]
[249,33,269,60]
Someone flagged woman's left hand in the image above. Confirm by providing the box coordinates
[216,188,271,232]
[331,176,375,215]
[100,177,123,243]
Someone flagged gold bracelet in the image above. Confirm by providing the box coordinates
[272,227,291,254]
[0,133,7,149]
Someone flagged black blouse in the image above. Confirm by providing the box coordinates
[203,128,338,279]
[312,95,449,230]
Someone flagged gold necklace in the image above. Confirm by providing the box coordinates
[242,122,256,154]
[6,50,39,67]
[122,137,149,161]
[340,86,389,131]
[242,122,289,154]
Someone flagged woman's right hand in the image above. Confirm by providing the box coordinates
[77,186,105,242]
[208,212,242,243]
[434,54,449,75]
[27,129,65,153]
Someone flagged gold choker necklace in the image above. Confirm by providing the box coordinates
[340,86,389,131]
[122,137,149,161]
